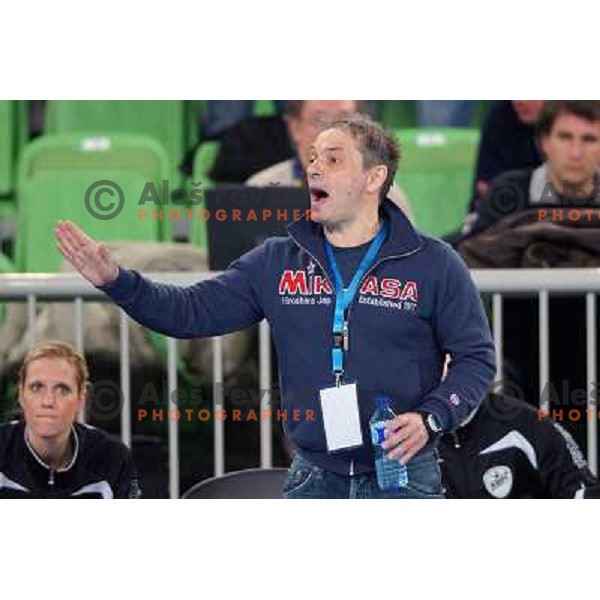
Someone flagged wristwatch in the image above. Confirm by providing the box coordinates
[418,412,443,440]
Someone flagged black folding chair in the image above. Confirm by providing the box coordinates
[181,468,289,499]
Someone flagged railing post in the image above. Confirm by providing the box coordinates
[539,290,550,414]
[587,293,598,476]
[167,337,179,499]
[212,336,225,477]
[492,293,503,383]
[119,311,131,448]
[259,320,273,469]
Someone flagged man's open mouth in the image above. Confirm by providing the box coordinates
[309,187,330,202]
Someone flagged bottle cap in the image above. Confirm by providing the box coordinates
[375,396,391,410]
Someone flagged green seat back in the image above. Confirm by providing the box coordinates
[45,101,185,182]
[20,135,169,178]
[16,133,171,272]
[0,100,27,194]
[0,100,27,218]
[394,128,480,237]
[193,140,220,188]
[0,252,13,272]
[18,171,161,272]
[0,101,16,196]
[0,198,17,220]
[0,251,15,324]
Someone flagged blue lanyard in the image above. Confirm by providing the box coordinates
[324,222,388,382]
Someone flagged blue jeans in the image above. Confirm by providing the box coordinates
[282,449,445,499]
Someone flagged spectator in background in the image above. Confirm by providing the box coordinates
[207,101,378,185]
[439,392,600,498]
[208,112,293,183]
[247,100,358,187]
[460,100,600,241]
[0,341,141,498]
[470,100,545,210]
[456,101,600,445]
[247,101,414,220]
[202,100,378,141]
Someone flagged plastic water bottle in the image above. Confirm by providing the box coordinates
[370,396,409,490]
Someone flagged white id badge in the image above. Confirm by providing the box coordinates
[319,383,363,452]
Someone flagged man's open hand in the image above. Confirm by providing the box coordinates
[55,220,119,287]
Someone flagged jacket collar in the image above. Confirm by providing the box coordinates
[287,198,425,271]
[24,424,80,473]
[530,163,600,204]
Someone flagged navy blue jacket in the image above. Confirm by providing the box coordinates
[99,199,496,475]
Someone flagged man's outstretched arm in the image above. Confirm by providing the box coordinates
[55,220,266,338]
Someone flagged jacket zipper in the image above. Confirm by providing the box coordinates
[49,470,55,486]
[288,237,335,293]
[452,431,461,449]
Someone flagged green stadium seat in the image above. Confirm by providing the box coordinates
[188,140,221,251]
[394,128,480,238]
[0,251,15,325]
[16,133,171,272]
[0,101,16,197]
[0,252,13,271]
[0,100,28,219]
[193,140,220,188]
[45,101,186,183]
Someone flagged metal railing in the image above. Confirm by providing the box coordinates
[1,268,599,496]
[475,269,600,476]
